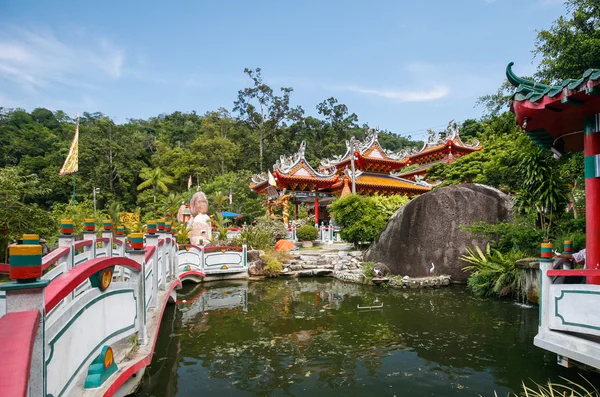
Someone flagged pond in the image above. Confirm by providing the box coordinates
[135,279,599,396]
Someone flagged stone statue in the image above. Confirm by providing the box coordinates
[188,192,212,244]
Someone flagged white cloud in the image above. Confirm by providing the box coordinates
[343,85,450,102]
[0,27,125,92]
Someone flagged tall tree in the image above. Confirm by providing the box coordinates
[137,167,174,204]
[233,67,304,172]
[535,0,600,82]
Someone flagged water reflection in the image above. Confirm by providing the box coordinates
[136,279,600,397]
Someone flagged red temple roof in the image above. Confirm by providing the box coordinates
[507,62,600,153]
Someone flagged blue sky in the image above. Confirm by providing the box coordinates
[0,0,565,140]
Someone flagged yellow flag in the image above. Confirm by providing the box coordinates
[268,170,276,186]
[59,116,79,176]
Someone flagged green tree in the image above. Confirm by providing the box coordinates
[137,167,174,204]
[0,167,54,262]
[233,67,304,172]
[534,0,600,82]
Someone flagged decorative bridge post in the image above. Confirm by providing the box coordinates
[102,220,113,258]
[145,221,159,308]
[539,242,554,330]
[127,233,148,345]
[59,219,75,272]
[163,222,172,289]
[116,225,126,256]
[0,234,50,396]
[83,218,97,260]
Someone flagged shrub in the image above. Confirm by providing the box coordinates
[461,244,524,298]
[241,227,274,250]
[362,261,375,281]
[262,251,283,277]
[240,217,288,249]
[296,225,318,241]
[328,194,409,247]
[462,219,543,257]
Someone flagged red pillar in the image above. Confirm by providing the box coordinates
[584,114,600,284]
[314,197,319,228]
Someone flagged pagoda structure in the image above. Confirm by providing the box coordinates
[506,63,600,372]
[396,122,482,181]
[251,128,480,226]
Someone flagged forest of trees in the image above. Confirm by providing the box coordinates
[0,68,423,258]
[1,0,598,262]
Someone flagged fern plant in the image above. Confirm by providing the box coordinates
[461,244,523,298]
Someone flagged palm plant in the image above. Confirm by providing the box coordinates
[212,191,227,213]
[161,193,181,221]
[107,202,122,234]
[137,167,174,204]
[461,244,523,298]
[212,212,231,241]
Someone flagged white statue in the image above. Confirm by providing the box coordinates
[188,192,212,244]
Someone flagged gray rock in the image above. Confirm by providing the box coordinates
[364,184,512,282]
[301,264,317,270]
[300,255,319,262]
[298,270,314,277]
[289,264,303,271]
[248,258,266,276]
[338,251,349,258]
[313,269,333,277]
[247,250,265,262]
[373,262,391,277]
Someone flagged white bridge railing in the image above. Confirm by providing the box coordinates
[0,223,183,397]
[177,243,248,276]
[535,256,600,371]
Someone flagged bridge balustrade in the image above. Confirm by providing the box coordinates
[177,241,247,277]
[535,246,600,371]
[0,224,182,397]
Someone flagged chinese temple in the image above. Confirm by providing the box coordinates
[506,62,600,371]
[396,123,482,181]
[250,127,480,226]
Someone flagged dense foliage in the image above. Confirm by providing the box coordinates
[461,245,523,299]
[296,225,318,242]
[0,70,419,259]
[328,194,409,247]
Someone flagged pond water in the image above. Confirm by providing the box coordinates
[135,279,599,396]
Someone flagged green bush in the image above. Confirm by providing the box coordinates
[240,217,288,249]
[241,227,274,250]
[461,244,524,298]
[262,251,283,277]
[462,219,543,257]
[296,225,318,242]
[362,261,375,281]
[328,194,408,247]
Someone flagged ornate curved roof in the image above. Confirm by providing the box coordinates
[321,129,409,172]
[507,62,600,152]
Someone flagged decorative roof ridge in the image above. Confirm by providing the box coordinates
[343,168,364,179]
[251,172,268,184]
[321,128,379,166]
[275,141,337,178]
[507,63,600,103]
[506,62,553,91]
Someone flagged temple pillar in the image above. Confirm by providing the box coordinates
[314,197,319,228]
[584,114,600,284]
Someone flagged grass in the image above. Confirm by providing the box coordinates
[494,377,599,397]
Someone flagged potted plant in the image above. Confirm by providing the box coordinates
[297,225,318,248]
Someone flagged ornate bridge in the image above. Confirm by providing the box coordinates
[0,219,247,397]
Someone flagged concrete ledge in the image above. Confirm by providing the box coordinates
[534,329,600,370]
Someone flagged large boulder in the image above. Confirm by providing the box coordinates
[364,184,512,282]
